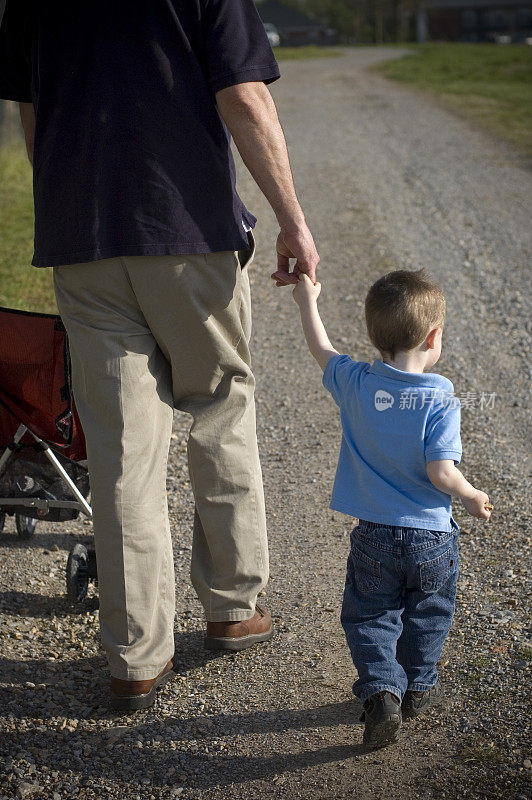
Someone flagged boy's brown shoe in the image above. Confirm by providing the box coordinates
[110,659,175,712]
[204,604,273,651]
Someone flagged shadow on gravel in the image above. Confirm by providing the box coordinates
[141,742,367,790]
[0,590,98,617]
[171,631,224,676]
[0,631,222,718]
[0,654,107,720]
[2,691,365,789]
[1,638,366,789]
[0,529,93,552]
[162,699,364,738]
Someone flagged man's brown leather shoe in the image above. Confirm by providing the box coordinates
[204,604,273,651]
[110,659,175,712]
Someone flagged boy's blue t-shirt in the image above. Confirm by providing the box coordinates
[322,355,462,532]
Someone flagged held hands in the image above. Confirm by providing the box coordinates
[292,273,321,306]
[271,224,320,286]
[462,490,493,520]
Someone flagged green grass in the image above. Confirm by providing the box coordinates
[460,736,505,764]
[468,655,491,669]
[0,142,57,312]
[274,45,342,60]
[375,43,532,158]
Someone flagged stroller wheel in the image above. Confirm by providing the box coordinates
[66,543,89,602]
[0,510,5,533]
[16,514,37,539]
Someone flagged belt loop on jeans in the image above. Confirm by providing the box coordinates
[394,527,403,542]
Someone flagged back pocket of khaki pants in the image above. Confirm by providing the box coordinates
[352,547,381,593]
[419,547,454,592]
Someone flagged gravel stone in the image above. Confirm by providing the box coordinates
[15,784,36,799]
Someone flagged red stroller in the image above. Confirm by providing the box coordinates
[0,306,97,601]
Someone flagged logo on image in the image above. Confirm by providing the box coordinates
[374,390,394,411]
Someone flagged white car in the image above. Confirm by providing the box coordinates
[263,22,280,48]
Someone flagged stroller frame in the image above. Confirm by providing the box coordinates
[0,421,92,518]
[0,304,97,600]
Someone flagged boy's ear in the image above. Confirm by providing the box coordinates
[426,327,441,350]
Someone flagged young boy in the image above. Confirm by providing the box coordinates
[293,269,492,750]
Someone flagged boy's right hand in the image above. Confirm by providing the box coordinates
[462,490,492,520]
[292,273,322,306]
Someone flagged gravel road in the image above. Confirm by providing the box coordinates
[1,48,531,800]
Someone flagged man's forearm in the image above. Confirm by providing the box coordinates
[19,102,35,165]
[216,82,304,230]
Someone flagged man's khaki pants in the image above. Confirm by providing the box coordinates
[53,240,268,680]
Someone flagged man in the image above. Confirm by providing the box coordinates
[0,0,319,712]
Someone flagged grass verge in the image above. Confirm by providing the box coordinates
[0,142,56,312]
[275,45,342,61]
[375,43,532,158]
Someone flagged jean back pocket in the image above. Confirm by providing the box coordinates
[419,547,454,593]
[352,547,381,593]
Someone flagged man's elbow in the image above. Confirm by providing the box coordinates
[216,81,273,118]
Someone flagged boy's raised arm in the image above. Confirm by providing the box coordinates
[293,274,339,372]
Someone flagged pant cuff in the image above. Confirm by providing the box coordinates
[110,658,174,682]
[205,607,256,623]
[407,680,438,692]
[356,683,404,704]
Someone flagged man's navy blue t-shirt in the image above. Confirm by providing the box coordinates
[0,0,280,267]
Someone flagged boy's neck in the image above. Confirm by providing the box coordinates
[382,351,428,374]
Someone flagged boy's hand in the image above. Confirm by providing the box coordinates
[462,490,492,520]
[293,273,321,306]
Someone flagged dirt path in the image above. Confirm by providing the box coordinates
[0,48,530,800]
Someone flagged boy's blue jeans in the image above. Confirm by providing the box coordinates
[341,519,459,704]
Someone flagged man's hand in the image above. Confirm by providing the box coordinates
[461,490,492,520]
[272,225,320,286]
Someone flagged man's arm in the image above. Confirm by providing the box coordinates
[19,102,35,165]
[426,460,492,519]
[216,81,319,284]
[293,274,338,371]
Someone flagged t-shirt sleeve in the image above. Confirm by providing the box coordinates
[0,0,32,103]
[322,354,366,408]
[424,400,462,464]
[200,0,280,94]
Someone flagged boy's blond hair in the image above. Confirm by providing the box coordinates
[365,269,445,358]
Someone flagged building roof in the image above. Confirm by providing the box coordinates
[254,1,327,30]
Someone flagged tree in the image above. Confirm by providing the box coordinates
[282,0,418,43]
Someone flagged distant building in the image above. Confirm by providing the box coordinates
[420,0,532,42]
[254,0,334,46]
